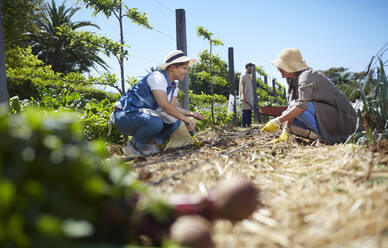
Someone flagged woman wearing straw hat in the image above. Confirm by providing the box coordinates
[112,50,204,156]
[261,48,357,145]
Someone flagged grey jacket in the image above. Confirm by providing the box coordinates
[292,68,357,144]
[239,72,254,110]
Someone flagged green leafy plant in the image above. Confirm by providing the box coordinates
[194,105,234,131]
[8,86,124,143]
[321,67,367,102]
[6,47,120,102]
[81,98,124,142]
[2,0,43,49]
[347,43,388,144]
[196,26,224,122]
[0,109,176,247]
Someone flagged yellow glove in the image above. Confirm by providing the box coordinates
[270,129,290,143]
[260,118,281,133]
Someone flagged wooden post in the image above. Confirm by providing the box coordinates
[251,64,261,122]
[175,9,189,110]
[264,75,268,92]
[272,79,276,97]
[228,47,237,124]
[283,88,287,100]
[0,0,7,105]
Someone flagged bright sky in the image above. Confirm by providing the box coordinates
[56,0,388,91]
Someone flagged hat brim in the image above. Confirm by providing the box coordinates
[271,58,309,73]
[159,56,197,70]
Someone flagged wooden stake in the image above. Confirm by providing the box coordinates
[228,47,237,124]
[272,79,276,97]
[251,64,261,122]
[175,9,189,110]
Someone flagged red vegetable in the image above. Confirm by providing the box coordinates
[171,175,260,222]
[208,174,260,221]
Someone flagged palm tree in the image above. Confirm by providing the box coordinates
[28,0,108,73]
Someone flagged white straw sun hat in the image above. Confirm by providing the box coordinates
[271,48,309,73]
[159,50,197,70]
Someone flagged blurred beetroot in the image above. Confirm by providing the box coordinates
[171,175,260,222]
[170,215,214,248]
[208,174,260,221]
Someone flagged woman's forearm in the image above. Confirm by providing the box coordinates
[152,91,191,123]
[161,104,190,122]
[176,106,193,117]
[279,106,304,123]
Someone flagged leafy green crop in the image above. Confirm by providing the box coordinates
[0,109,177,247]
[346,44,388,144]
[8,87,125,144]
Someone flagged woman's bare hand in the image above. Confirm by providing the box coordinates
[191,112,204,121]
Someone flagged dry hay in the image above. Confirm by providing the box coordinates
[368,139,388,165]
[120,124,388,248]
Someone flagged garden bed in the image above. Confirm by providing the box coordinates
[112,125,388,248]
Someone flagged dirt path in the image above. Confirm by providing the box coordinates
[120,125,388,248]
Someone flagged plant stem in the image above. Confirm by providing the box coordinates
[210,41,214,123]
[119,3,125,94]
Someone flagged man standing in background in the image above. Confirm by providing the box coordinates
[239,63,255,128]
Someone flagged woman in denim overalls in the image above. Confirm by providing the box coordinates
[112,50,204,156]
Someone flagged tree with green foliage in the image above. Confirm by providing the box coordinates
[6,46,120,104]
[188,50,229,96]
[321,67,354,85]
[1,0,43,49]
[196,26,224,121]
[321,67,366,102]
[27,0,108,74]
[78,0,152,94]
[56,24,132,94]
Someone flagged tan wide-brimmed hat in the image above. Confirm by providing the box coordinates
[159,50,197,70]
[271,48,309,73]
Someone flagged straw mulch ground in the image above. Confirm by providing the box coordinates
[115,124,388,248]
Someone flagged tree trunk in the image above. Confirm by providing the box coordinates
[0,0,8,105]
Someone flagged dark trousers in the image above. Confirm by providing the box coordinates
[241,109,252,127]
